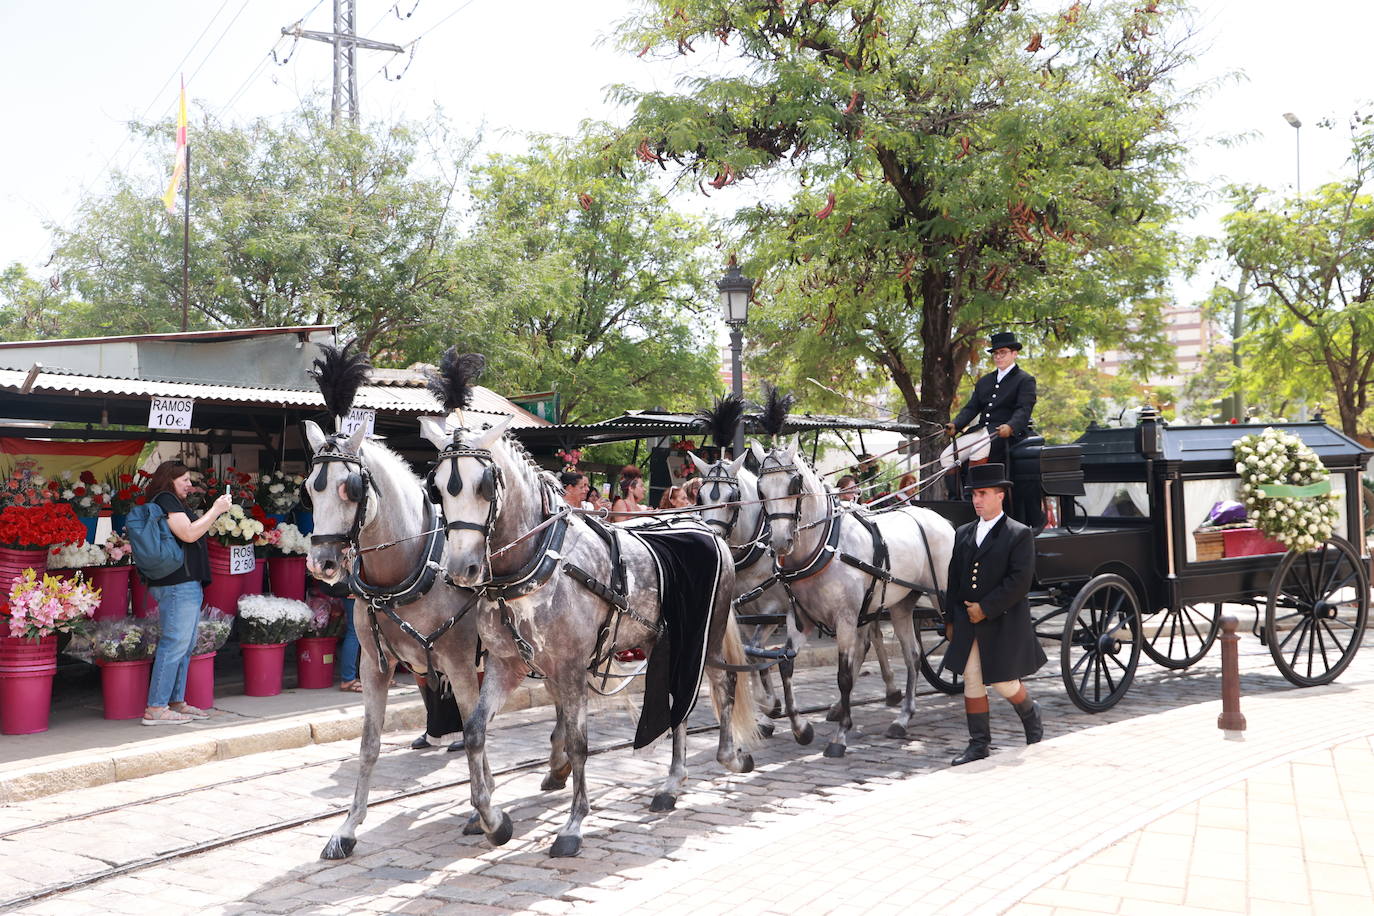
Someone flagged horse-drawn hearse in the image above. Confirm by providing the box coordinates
[912,409,1371,712]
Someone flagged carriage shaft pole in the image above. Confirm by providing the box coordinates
[1217,615,1246,737]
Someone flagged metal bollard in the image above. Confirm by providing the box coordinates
[1217,615,1246,739]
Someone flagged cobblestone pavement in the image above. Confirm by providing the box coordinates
[2,614,1371,915]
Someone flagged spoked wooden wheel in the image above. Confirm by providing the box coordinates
[1265,536,1369,687]
[1061,573,1142,712]
[915,620,962,695]
[1141,602,1222,669]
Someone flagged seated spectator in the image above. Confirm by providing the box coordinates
[895,472,920,505]
[560,471,593,510]
[610,466,648,521]
[836,474,861,504]
[659,485,693,510]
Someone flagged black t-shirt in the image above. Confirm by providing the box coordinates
[150,491,212,586]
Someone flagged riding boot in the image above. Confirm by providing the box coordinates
[1013,696,1043,745]
[446,738,465,753]
[951,712,991,766]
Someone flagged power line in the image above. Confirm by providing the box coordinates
[358,0,480,96]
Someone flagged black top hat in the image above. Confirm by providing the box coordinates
[986,331,1023,353]
[964,462,1012,492]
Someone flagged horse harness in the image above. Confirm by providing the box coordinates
[760,455,947,635]
[306,434,477,691]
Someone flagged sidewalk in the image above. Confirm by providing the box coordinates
[594,658,1374,916]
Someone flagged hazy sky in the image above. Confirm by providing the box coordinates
[1,0,1369,290]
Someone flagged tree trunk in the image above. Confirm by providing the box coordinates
[914,268,957,468]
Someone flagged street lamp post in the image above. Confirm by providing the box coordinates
[717,259,755,460]
[1283,111,1302,195]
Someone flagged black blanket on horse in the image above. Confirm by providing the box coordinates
[628,527,725,749]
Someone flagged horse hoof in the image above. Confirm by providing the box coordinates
[550,835,582,858]
[886,723,907,739]
[649,792,677,812]
[885,690,904,707]
[825,705,842,722]
[462,812,484,836]
[738,753,755,773]
[823,743,847,759]
[795,722,815,746]
[757,721,775,739]
[320,835,356,860]
[540,773,568,792]
[488,812,514,847]
[766,699,783,719]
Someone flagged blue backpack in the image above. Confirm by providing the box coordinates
[126,501,186,580]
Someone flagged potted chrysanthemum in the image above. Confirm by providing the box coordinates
[236,595,311,697]
[90,617,158,720]
[185,609,233,710]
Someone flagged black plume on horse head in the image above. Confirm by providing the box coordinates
[695,394,746,451]
[425,348,486,413]
[309,341,372,421]
[758,383,795,440]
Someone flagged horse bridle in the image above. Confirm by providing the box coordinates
[304,437,375,548]
[695,463,742,536]
[426,438,504,554]
[758,454,805,529]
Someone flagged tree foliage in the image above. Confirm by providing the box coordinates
[607,0,1194,445]
[405,136,721,422]
[52,108,472,352]
[1221,124,1374,435]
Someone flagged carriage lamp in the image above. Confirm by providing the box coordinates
[718,259,756,459]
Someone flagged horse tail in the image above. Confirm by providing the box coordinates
[718,609,761,751]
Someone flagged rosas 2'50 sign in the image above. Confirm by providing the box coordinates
[148,397,195,430]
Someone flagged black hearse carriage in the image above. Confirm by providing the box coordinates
[915,410,1371,712]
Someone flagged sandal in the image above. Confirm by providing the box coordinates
[142,707,192,726]
[170,703,210,719]
[339,680,363,693]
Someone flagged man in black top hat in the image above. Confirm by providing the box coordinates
[945,331,1037,471]
[943,463,1046,765]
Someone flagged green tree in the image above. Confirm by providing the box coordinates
[607,0,1192,444]
[1220,124,1374,436]
[51,108,473,352]
[408,136,721,422]
[1021,353,1143,442]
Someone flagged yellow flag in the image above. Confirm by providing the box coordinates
[161,77,188,213]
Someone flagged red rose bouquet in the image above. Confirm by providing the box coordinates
[0,503,89,551]
[106,471,146,514]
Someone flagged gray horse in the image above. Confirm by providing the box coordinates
[420,413,758,858]
[302,422,565,859]
[690,451,907,742]
[752,438,956,757]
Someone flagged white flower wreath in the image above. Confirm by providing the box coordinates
[1233,427,1339,553]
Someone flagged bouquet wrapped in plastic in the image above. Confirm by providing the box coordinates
[193,609,233,655]
[91,617,158,662]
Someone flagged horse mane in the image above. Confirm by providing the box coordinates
[425,348,486,412]
[310,342,372,420]
[758,383,795,439]
[694,394,746,451]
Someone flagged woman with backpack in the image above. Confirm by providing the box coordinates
[140,461,232,725]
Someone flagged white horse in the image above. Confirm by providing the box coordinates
[301,422,563,858]
[753,438,957,757]
[420,414,757,858]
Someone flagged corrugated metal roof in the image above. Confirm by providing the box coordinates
[0,325,333,350]
[0,365,549,428]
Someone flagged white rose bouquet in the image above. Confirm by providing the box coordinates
[255,470,305,515]
[49,540,107,571]
[237,594,312,644]
[270,522,309,556]
[209,504,266,547]
[1233,427,1339,553]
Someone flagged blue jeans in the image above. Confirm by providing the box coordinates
[339,597,360,682]
[147,580,202,707]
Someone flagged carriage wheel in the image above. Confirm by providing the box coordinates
[1265,536,1369,687]
[1141,602,1222,669]
[1061,573,1142,713]
[915,620,962,695]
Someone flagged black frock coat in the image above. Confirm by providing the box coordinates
[944,513,1047,683]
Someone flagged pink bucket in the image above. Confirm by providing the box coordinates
[185,652,216,709]
[241,642,287,697]
[295,636,338,689]
[96,658,153,720]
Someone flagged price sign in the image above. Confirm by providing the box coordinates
[148,397,195,430]
[340,408,376,437]
[229,544,256,575]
